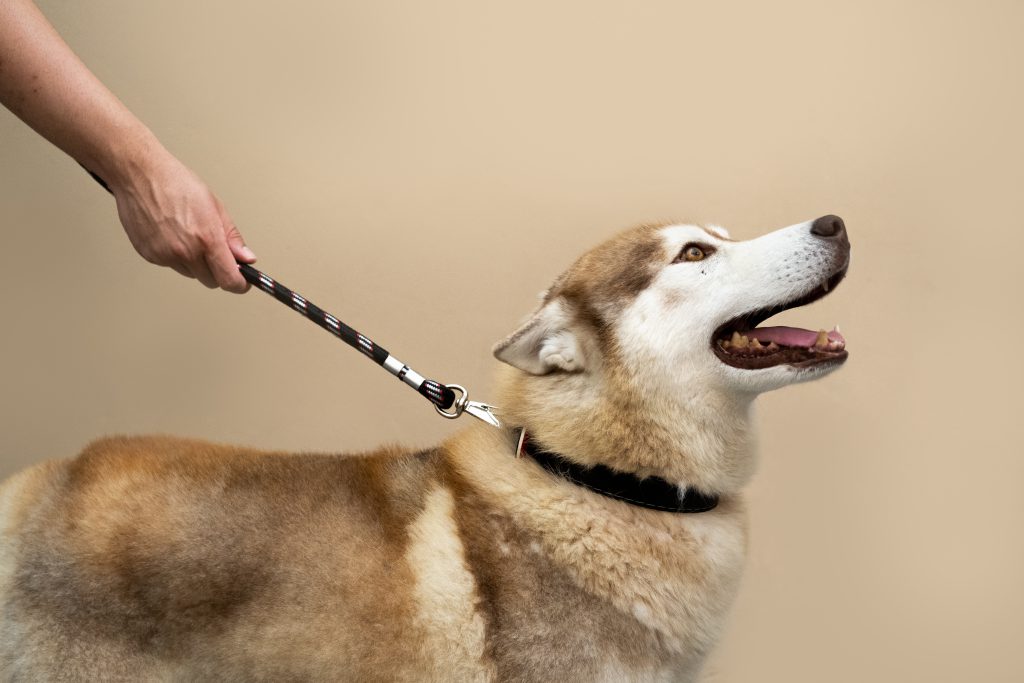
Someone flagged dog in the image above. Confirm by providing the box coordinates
[0,215,849,681]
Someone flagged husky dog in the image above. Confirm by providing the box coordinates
[0,216,849,682]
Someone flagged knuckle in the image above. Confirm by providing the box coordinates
[218,270,242,290]
[170,244,194,263]
[149,245,178,266]
[195,229,217,249]
[225,277,248,294]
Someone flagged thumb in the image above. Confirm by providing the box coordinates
[215,198,256,263]
[224,222,256,263]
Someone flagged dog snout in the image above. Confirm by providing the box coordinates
[810,215,846,240]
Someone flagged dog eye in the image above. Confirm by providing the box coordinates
[676,244,709,263]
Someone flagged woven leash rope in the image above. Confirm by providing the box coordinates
[236,263,457,410]
[82,166,506,424]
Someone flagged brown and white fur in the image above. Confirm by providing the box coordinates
[0,217,850,681]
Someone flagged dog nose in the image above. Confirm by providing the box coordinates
[810,215,846,239]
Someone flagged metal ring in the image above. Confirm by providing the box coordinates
[434,384,468,419]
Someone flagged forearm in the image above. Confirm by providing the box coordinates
[0,0,164,189]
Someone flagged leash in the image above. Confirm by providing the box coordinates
[83,168,500,428]
[236,263,499,426]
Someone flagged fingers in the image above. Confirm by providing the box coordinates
[168,256,220,290]
[187,255,219,289]
[218,201,257,264]
[147,230,228,290]
[172,217,248,293]
[204,239,249,294]
[203,202,250,293]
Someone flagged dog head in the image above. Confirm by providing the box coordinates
[492,217,849,489]
[495,216,849,396]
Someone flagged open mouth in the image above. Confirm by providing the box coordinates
[712,267,849,370]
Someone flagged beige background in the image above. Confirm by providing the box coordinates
[2,1,1022,680]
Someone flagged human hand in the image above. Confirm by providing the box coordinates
[0,0,256,292]
[109,149,256,293]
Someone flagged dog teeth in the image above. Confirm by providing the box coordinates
[723,329,842,354]
[721,332,794,354]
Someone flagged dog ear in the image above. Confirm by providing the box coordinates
[707,225,730,239]
[493,298,584,375]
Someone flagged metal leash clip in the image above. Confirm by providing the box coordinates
[435,384,501,428]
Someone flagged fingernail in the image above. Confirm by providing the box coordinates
[241,246,256,261]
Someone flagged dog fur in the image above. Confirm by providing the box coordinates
[0,218,849,681]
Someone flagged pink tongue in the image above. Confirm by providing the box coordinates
[747,326,845,348]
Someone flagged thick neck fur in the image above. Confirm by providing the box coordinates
[493,363,758,496]
[446,377,751,668]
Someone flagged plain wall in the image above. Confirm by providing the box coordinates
[2,1,1022,680]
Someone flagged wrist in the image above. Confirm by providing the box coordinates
[88,123,170,194]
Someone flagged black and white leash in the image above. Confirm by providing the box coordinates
[84,168,500,428]
[236,262,499,426]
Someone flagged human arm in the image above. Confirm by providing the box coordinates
[0,0,255,291]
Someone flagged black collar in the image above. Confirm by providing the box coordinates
[519,432,719,514]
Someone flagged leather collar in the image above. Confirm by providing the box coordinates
[518,432,719,514]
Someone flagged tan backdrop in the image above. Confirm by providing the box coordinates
[2,1,1022,680]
